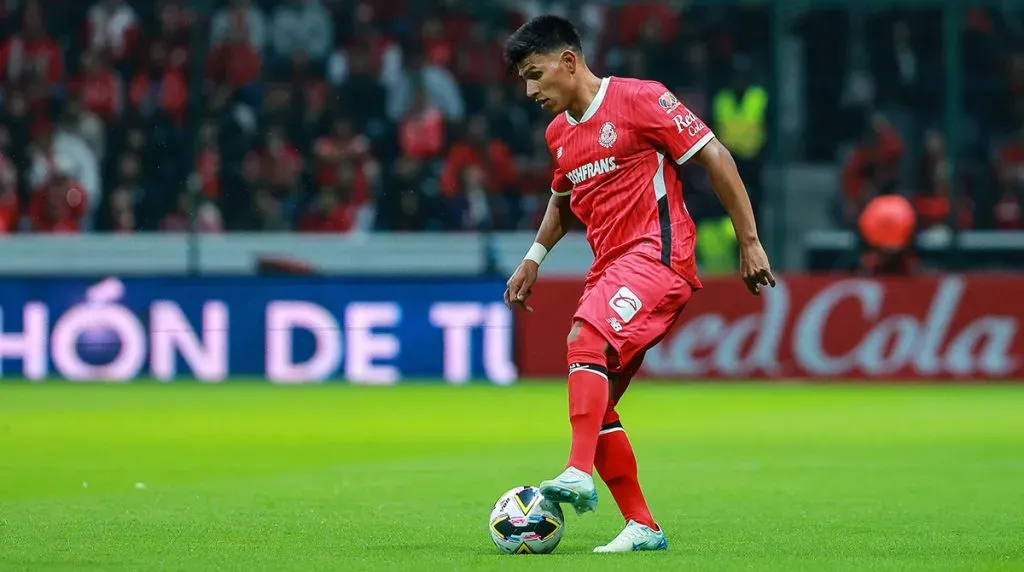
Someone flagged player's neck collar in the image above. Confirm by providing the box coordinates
[565,77,610,126]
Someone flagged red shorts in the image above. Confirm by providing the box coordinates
[573,251,694,377]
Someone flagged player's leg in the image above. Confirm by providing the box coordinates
[588,253,693,552]
[539,319,609,516]
[593,425,667,551]
[596,354,656,525]
[592,360,667,553]
[596,406,655,529]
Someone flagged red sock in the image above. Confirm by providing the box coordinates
[565,366,609,474]
[595,420,657,530]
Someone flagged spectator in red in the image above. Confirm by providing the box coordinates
[297,163,364,233]
[840,113,905,225]
[440,115,516,200]
[195,121,220,199]
[205,9,261,105]
[615,2,679,45]
[421,17,453,68]
[993,192,1022,230]
[398,88,445,161]
[994,128,1024,229]
[0,126,19,233]
[0,1,63,96]
[313,116,374,197]
[72,51,122,123]
[297,188,355,233]
[151,0,193,71]
[913,129,973,230]
[28,159,88,233]
[85,0,140,71]
[212,0,267,53]
[130,42,188,125]
[248,127,302,197]
[364,23,403,84]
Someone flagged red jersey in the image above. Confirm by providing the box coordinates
[547,76,714,289]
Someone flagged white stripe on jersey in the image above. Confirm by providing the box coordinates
[653,152,667,200]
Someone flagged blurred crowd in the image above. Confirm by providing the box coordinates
[832,8,1024,233]
[0,0,1021,235]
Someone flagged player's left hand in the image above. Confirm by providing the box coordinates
[739,240,776,296]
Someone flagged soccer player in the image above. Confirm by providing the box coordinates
[503,16,776,553]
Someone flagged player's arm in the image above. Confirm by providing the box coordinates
[691,139,758,248]
[505,176,574,312]
[533,191,573,253]
[692,139,776,295]
[693,142,776,294]
[633,81,775,295]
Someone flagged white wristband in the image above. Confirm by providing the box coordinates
[524,242,548,265]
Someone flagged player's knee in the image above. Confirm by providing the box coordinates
[566,320,583,344]
[602,407,620,427]
[566,320,609,370]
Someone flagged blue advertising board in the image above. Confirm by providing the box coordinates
[0,276,515,384]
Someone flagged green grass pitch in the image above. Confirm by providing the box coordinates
[1,381,1023,571]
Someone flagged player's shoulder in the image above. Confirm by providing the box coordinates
[610,77,682,117]
[612,76,670,98]
[544,112,570,141]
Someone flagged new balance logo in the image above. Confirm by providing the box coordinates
[606,317,622,332]
[565,157,618,185]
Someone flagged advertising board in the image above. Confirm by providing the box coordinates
[0,277,514,384]
[516,275,1024,380]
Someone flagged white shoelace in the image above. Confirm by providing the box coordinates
[615,523,651,543]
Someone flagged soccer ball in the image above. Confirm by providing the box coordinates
[488,485,564,554]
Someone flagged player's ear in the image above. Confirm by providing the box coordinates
[561,50,577,73]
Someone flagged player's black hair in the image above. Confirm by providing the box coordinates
[504,15,583,66]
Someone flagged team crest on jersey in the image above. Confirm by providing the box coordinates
[598,121,617,148]
[659,91,681,114]
[557,146,564,159]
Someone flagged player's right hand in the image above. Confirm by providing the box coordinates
[504,261,539,312]
[740,239,776,296]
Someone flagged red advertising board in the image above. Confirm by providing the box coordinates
[516,275,1024,380]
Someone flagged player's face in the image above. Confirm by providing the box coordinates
[516,51,577,114]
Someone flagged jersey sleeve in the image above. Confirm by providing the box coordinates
[550,166,572,196]
[632,81,715,166]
